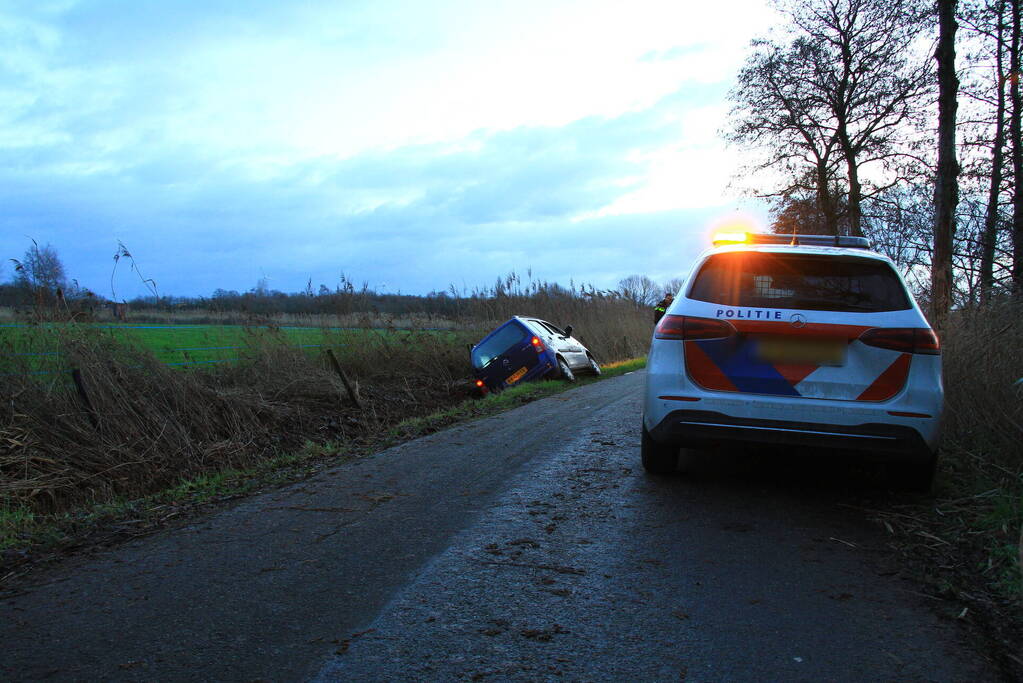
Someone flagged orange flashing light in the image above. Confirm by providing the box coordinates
[531,336,545,352]
[711,230,751,247]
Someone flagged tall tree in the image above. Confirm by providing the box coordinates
[1013,0,1023,291]
[728,37,844,234]
[977,0,1009,303]
[728,0,932,237]
[794,0,933,236]
[932,0,960,327]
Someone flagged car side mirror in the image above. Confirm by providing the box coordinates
[564,325,573,337]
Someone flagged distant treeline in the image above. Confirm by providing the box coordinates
[0,264,680,321]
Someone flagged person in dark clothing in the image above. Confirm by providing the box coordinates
[653,292,674,323]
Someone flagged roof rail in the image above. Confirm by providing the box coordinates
[712,232,871,249]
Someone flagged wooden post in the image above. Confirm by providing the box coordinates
[326,349,362,409]
[71,368,100,430]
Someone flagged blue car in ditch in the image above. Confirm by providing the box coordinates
[470,316,601,395]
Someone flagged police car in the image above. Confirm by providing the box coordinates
[641,232,943,490]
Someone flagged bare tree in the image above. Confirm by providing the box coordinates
[728,37,845,234]
[792,0,933,236]
[662,277,686,296]
[932,0,961,328]
[966,0,1011,303]
[1012,0,1023,291]
[617,275,661,307]
[728,0,933,237]
[12,242,68,299]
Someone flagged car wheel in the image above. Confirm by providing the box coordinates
[888,452,937,492]
[558,357,576,382]
[587,355,601,376]
[641,423,678,474]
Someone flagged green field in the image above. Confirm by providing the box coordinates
[0,323,441,375]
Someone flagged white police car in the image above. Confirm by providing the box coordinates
[642,232,943,490]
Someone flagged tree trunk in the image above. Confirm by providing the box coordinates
[931,0,959,329]
[816,159,839,236]
[835,124,863,237]
[981,0,1007,306]
[834,26,862,239]
[1012,0,1023,293]
[845,156,864,237]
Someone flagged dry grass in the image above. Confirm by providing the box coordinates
[862,301,1023,678]
[0,290,651,519]
[943,301,1023,478]
[2,326,343,513]
[939,301,1023,601]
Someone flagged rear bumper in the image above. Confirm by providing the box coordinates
[648,409,934,461]
[476,358,555,392]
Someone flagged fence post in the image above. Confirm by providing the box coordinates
[71,368,100,430]
[326,348,362,410]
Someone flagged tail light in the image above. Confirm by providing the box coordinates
[474,379,489,396]
[531,336,545,352]
[655,315,735,340]
[859,328,940,355]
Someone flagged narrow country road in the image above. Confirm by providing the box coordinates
[1,371,1000,681]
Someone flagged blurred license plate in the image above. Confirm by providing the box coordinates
[507,366,528,383]
[756,337,845,366]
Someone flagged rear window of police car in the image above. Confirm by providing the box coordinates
[688,252,911,313]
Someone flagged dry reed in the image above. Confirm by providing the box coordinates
[0,290,652,516]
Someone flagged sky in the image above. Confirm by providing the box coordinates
[0,0,777,299]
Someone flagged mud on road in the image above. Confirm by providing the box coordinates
[1,371,1002,681]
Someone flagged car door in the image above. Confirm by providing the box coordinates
[539,320,587,368]
[524,319,558,354]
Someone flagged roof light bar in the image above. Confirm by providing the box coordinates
[712,232,871,249]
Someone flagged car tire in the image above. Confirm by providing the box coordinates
[558,357,576,382]
[888,452,937,492]
[587,355,601,376]
[641,423,678,474]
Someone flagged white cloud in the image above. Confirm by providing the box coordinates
[0,0,778,298]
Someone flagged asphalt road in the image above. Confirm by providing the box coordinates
[1,371,1001,681]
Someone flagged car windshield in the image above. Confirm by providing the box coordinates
[472,323,528,368]
[688,252,911,312]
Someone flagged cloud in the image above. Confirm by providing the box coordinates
[0,1,775,299]
[0,84,748,297]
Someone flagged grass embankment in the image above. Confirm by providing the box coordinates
[0,291,652,575]
[0,354,645,576]
[869,301,1022,674]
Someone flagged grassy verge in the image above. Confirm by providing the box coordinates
[381,357,646,444]
[0,357,646,582]
[863,302,1023,677]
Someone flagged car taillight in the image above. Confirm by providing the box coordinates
[531,336,545,352]
[859,328,940,355]
[655,315,735,340]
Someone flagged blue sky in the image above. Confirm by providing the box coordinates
[1,0,775,299]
